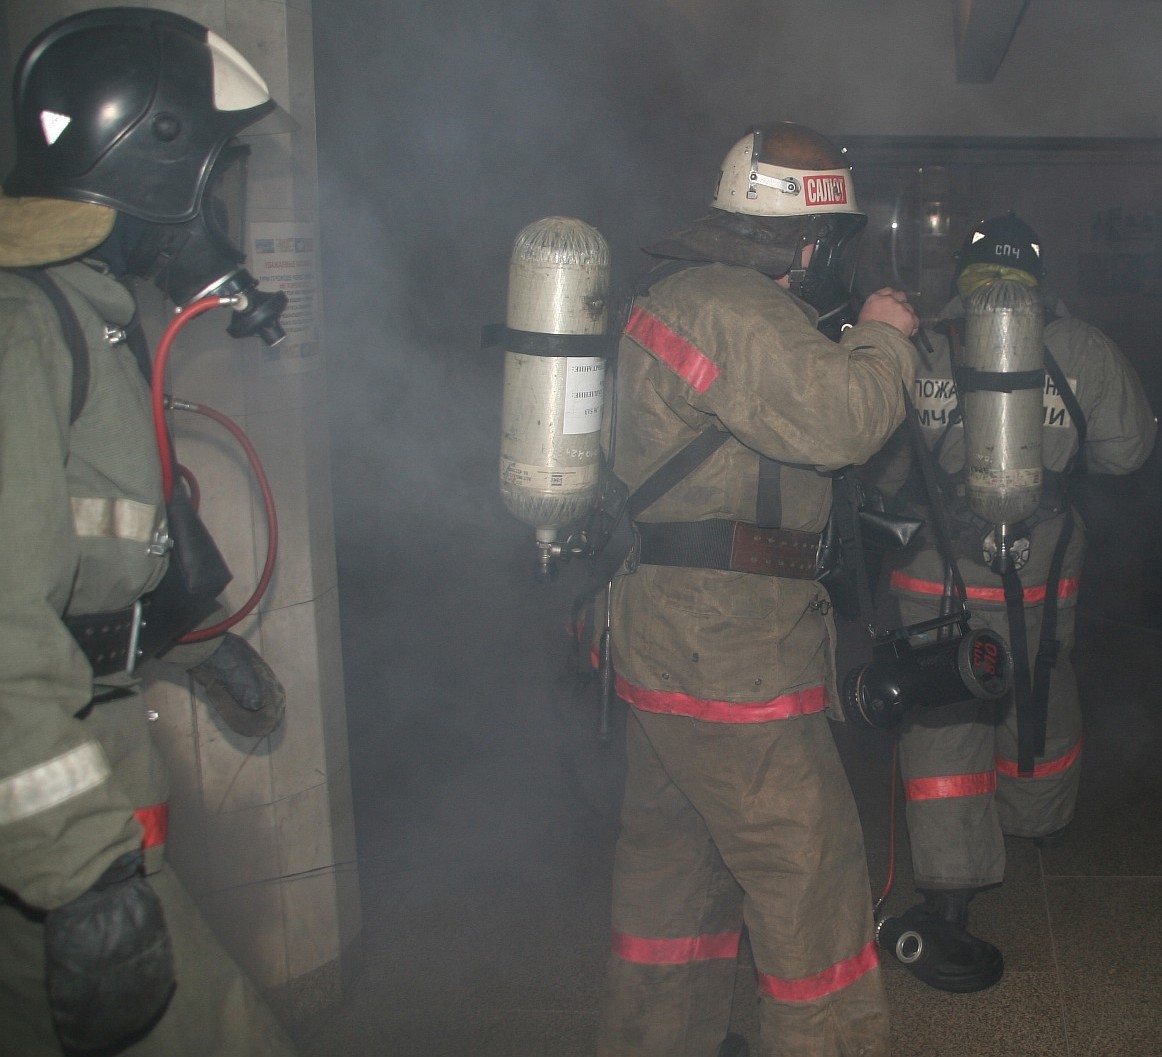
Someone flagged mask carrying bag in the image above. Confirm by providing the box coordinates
[137,481,233,659]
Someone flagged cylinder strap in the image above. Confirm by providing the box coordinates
[954,365,1045,393]
[479,323,612,357]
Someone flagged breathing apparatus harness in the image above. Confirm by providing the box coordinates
[11,266,279,681]
[567,259,926,740]
[926,316,1087,774]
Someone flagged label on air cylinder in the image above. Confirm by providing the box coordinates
[563,358,605,435]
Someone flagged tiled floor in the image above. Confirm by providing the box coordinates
[297,467,1162,1057]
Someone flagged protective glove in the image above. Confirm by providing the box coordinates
[190,632,286,737]
[45,850,175,1055]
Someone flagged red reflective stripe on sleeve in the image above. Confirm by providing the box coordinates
[758,940,879,1003]
[889,571,1081,604]
[904,771,996,801]
[134,803,168,849]
[626,306,720,394]
[611,928,741,965]
[617,675,827,723]
[996,739,1082,778]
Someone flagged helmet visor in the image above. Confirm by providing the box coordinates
[202,141,249,258]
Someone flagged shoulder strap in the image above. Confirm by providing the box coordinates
[628,427,730,520]
[8,267,90,425]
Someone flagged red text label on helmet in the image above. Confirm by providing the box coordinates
[804,175,848,207]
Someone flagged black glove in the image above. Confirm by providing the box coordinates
[190,632,286,737]
[44,850,175,1055]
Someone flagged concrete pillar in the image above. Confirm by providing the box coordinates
[1,0,360,1025]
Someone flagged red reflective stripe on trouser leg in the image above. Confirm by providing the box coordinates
[890,570,1081,604]
[758,940,880,1003]
[996,738,1082,778]
[135,803,168,849]
[904,770,997,801]
[617,674,827,723]
[611,928,741,965]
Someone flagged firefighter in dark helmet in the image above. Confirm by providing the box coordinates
[0,9,295,1055]
[873,212,1156,994]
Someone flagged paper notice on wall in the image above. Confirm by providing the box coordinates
[248,222,320,359]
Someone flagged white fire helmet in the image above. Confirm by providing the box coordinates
[711,123,862,220]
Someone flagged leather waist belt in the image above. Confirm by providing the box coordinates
[635,519,822,579]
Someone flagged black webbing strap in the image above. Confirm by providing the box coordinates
[954,365,1045,393]
[756,457,782,529]
[901,383,970,615]
[830,471,877,624]
[9,267,89,424]
[1019,346,1087,773]
[628,428,731,520]
[479,324,612,357]
[1004,566,1037,772]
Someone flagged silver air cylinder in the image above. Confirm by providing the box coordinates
[961,279,1045,529]
[499,217,610,550]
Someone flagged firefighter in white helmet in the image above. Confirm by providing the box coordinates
[0,9,295,1055]
[872,212,1156,993]
[595,122,918,1057]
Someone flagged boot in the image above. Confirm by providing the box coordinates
[716,1034,748,1057]
[876,888,1003,993]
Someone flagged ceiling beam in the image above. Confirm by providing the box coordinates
[953,0,1032,83]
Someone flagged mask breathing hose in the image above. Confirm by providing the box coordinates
[150,295,280,642]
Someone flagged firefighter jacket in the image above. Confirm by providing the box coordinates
[0,261,169,911]
[609,262,915,715]
[885,296,1157,607]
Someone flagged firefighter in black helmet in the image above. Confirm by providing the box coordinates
[0,9,296,1055]
[595,121,918,1057]
[873,211,1156,993]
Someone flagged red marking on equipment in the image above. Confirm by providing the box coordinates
[135,803,168,849]
[626,306,720,394]
[804,174,848,206]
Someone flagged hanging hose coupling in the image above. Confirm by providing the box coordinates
[147,529,174,557]
[875,914,924,965]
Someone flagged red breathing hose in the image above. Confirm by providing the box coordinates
[150,296,279,642]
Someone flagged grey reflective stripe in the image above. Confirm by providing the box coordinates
[71,496,158,543]
[0,743,111,825]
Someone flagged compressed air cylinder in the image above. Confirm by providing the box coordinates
[499,217,610,544]
[961,279,1045,526]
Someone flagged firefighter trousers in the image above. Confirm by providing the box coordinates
[897,596,1082,890]
[596,706,888,1057]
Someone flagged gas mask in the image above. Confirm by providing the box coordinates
[792,213,867,339]
[842,614,1012,730]
[116,144,287,345]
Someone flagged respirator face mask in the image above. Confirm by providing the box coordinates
[795,213,867,338]
[124,144,287,345]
